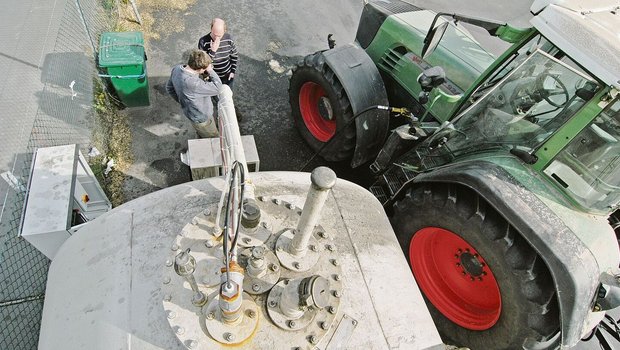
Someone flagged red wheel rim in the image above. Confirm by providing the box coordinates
[299,82,336,142]
[409,227,501,330]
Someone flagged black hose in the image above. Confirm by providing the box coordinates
[222,160,245,288]
[299,104,392,171]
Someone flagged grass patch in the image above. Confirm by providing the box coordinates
[89,79,133,207]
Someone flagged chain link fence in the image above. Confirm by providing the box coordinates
[0,0,117,348]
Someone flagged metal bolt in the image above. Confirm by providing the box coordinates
[274,199,281,205]
[455,263,461,267]
[352,319,358,326]
[288,320,297,328]
[247,309,257,319]
[320,321,329,330]
[283,279,289,285]
[164,294,172,302]
[482,271,487,276]
[207,312,215,320]
[268,300,277,308]
[470,277,475,281]
[252,284,261,292]
[224,332,235,342]
[287,203,294,209]
[310,335,318,344]
[334,274,341,281]
[318,231,327,239]
[165,259,173,267]
[175,326,185,335]
[457,249,462,253]
[462,271,467,276]
[327,244,335,252]
[332,259,339,266]
[269,263,279,272]
[333,290,341,298]
[328,306,336,314]
[171,244,179,251]
[261,222,268,228]
[257,196,264,202]
[465,248,470,252]
[205,240,215,248]
[293,262,301,269]
[276,246,283,252]
[192,218,199,225]
[163,276,171,284]
[454,254,459,259]
[243,237,252,244]
[187,340,198,349]
[474,253,479,258]
[310,244,318,252]
[478,277,483,281]
[594,304,602,312]
[204,208,211,215]
[167,310,176,319]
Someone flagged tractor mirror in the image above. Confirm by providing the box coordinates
[421,21,449,60]
[418,66,446,92]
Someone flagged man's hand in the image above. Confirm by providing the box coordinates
[210,35,221,52]
[229,72,235,80]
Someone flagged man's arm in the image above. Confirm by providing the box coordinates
[199,34,216,58]
[166,74,179,102]
[229,37,238,78]
[195,68,222,96]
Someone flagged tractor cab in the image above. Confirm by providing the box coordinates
[375,1,620,215]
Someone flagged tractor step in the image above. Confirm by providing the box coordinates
[369,185,388,204]
[369,166,418,205]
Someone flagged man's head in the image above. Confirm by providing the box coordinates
[187,49,212,71]
[211,18,226,39]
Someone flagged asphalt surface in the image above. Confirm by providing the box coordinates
[122,0,617,349]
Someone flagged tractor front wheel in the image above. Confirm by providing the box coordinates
[391,184,560,349]
[289,52,356,162]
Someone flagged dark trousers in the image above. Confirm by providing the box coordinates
[221,76,234,90]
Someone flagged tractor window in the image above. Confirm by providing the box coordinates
[468,35,549,103]
[441,50,600,155]
[544,99,620,212]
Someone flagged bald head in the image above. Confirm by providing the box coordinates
[211,18,226,39]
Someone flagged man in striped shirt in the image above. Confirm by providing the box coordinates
[198,18,238,89]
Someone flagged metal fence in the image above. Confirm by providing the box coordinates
[0,0,116,348]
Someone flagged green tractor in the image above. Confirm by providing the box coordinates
[288,0,620,349]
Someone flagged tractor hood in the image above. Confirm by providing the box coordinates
[530,0,620,87]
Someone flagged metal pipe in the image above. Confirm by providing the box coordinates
[217,86,253,195]
[289,167,337,256]
[173,249,207,306]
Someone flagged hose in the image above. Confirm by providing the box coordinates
[222,160,245,288]
[299,105,407,171]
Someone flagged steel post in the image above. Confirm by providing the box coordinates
[289,167,336,256]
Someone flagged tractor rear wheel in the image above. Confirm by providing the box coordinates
[289,52,356,162]
[391,184,560,350]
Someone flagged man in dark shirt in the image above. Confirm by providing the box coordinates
[198,18,238,89]
[166,49,222,138]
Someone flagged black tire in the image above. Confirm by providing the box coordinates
[390,183,560,350]
[289,52,356,162]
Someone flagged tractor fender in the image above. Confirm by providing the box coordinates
[395,160,602,348]
[322,44,389,167]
